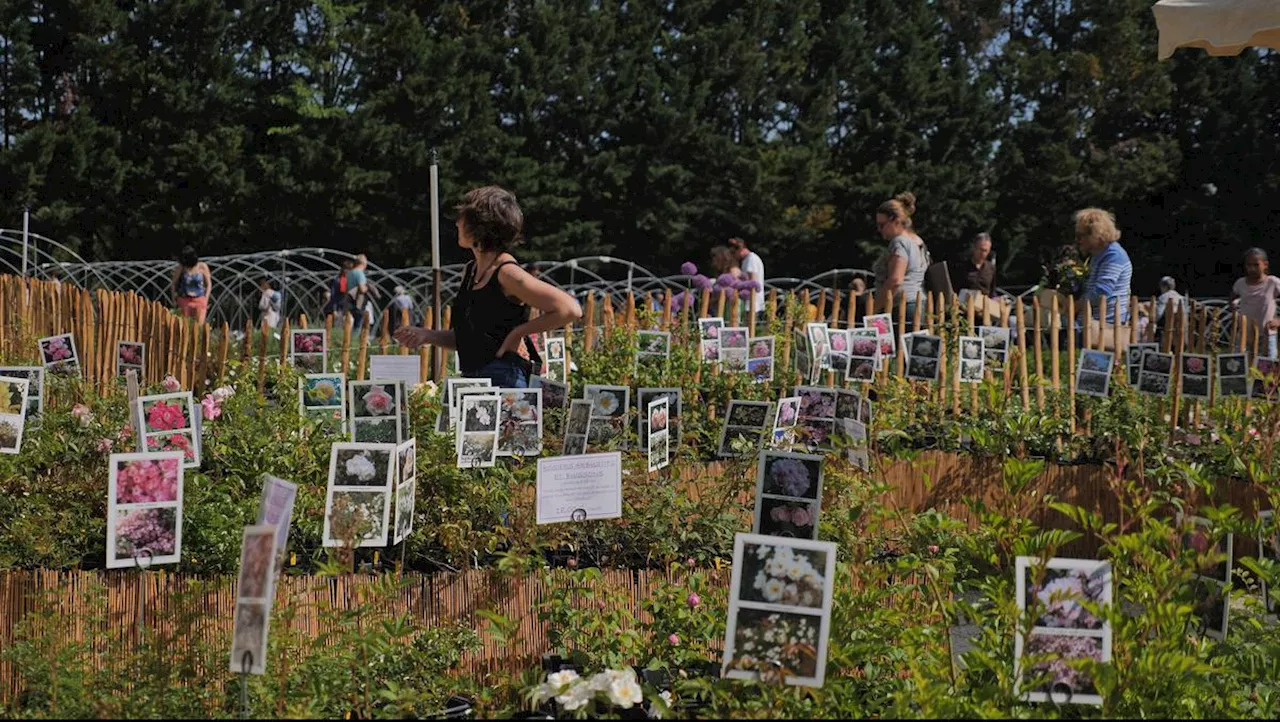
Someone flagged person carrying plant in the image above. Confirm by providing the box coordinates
[1072,207,1133,352]
[393,185,582,388]
[1230,248,1280,358]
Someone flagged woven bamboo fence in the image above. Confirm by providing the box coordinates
[0,451,1269,701]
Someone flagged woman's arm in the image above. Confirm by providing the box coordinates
[202,264,212,299]
[876,254,907,312]
[393,327,457,350]
[171,267,181,300]
[495,265,584,355]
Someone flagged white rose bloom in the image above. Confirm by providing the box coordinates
[763,578,786,602]
[345,453,377,481]
[547,670,579,688]
[558,684,593,711]
[786,561,806,581]
[753,571,767,590]
[608,677,643,709]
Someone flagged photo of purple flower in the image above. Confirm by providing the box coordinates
[1024,565,1108,630]
[762,454,822,500]
[1023,633,1102,700]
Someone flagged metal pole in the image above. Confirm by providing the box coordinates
[21,207,30,277]
[430,149,443,381]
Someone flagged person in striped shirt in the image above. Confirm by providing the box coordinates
[1073,207,1133,350]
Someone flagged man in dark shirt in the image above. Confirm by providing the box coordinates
[952,233,997,296]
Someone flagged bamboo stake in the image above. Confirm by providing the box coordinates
[1017,297,1030,410]
[257,321,269,393]
[1033,296,1045,410]
[767,288,779,327]
[716,290,727,320]
[1068,297,1077,433]
[339,313,354,377]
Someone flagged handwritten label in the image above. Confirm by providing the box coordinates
[536,452,623,525]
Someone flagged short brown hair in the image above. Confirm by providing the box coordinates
[456,186,524,252]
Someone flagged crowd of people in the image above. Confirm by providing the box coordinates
[166,189,1280,372]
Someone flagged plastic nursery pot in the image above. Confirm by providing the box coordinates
[442,695,475,719]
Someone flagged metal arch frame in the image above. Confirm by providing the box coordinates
[1,231,1241,329]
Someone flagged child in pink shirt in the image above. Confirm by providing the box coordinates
[1231,248,1280,358]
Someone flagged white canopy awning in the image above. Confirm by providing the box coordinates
[1153,0,1280,60]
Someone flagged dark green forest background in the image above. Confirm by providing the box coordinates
[0,0,1276,292]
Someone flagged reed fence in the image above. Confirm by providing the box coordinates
[0,450,1269,701]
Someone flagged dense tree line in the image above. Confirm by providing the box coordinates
[0,0,1276,293]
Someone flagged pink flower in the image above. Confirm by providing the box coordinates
[115,458,180,504]
[200,394,222,421]
[927,545,939,554]
[161,376,181,393]
[770,505,792,523]
[362,387,395,416]
[97,438,113,453]
[71,403,93,428]
[146,401,187,431]
[43,337,72,361]
[117,426,132,442]
[1185,357,1205,374]
[789,505,813,528]
[751,341,771,359]
[567,557,578,569]
[687,592,701,608]
[1185,433,1201,446]
[686,557,696,567]
[668,634,680,646]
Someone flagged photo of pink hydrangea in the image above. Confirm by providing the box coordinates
[750,339,773,359]
[722,328,748,349]
[829,332,847,353]
[292,331,325,355]
[774,399,799,427]
[114,457,180,505]
[701,340,719,361]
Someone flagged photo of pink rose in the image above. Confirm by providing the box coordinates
[143,398,192,433]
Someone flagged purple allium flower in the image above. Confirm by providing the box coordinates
[681,261,698,276]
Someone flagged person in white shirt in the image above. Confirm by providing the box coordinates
[1153,276,1186,344]
[728,237,765,313]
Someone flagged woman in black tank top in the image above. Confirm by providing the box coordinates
[393,186,582,388]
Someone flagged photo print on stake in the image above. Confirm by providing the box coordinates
[394,438,417,545]
[905,334,943,382]
[584,384,630,450]
[826,329,850,382]
[647,396,670,472]
[1251,356,1280,401]
[1180,354,1211,399]
[771,395,801,448]
[839,418,871,472]
[959,336,985,384]
[636,330,671,375]
[229,524,277,675]
[805,323,832,370]
[289,329,328,373]
[1137,350,1173,397]
[497,387,542,456]
[562,399,592,456]
[637,388,681,449]
[863,314,896,363]
[1074,350,1115,397]
[299,373,346,430]
[323,443,395,548]
[136,392,201,468]
[717,400,772,458]
[747,336,776,382]
[256,474,297,577]
[117,341,146,380]
[543,335,568,383]
[1259,510,1278,615]
[456,394,500,468]
[793,328,822,385]
[699,316,725,364]
[534,375,569,409]
[1177,512,1232,640]
[794,386,838,451]
[834,389,862,422]
[445,377,492,428]
[0,376,29,454]
[37,333,80,376]
[978,326,1010,370]
[723,533,837,688]
[0,367,43,419]
[847,328,880,382]
[1216,353,1249,398]
[1125,343,1157,387]
[1014,557,1112,706]
[753,451,823,540]
[720,327,750,372]
[106,451,185,569]
[349,380,404,444]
